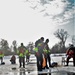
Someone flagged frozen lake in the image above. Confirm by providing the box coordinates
[0,54,75,75]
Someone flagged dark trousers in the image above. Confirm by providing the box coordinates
[36,54,43,71]
[73,57,75,66]
[26,55,30,62]
[46,54,51,67]
[0,57,3,64]
[19,57,25,68]
[66,56,75,66]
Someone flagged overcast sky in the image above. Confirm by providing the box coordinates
[0,0,75,47]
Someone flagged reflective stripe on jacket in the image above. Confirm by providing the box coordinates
[0,54,4,57]
[17,50,25,57]
[43,48,50,53]
[34,47,38,52]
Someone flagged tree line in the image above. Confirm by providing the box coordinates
[0,29,75,55]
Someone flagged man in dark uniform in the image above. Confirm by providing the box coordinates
[34,37,44,71]
[43,39,53,69]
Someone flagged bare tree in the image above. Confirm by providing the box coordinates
[0,39,10,55]
[27,42,34,52]
[12,40,17,52]
[0,39,9,50]
[54,29,69,48]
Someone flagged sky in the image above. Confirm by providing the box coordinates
[0,0,75,47]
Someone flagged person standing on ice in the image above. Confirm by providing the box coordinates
[0,50,4,64]
[43,39,53,69]
[26,49,31,63]
[17,43,26,68]
[34,37,44,71]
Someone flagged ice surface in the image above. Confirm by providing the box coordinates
[0,54,75,75]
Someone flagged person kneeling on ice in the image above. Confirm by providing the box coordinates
[65,44,75,66]
[10,55,16,64]
[0,50,4,64]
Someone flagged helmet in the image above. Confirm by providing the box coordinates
[21,43,23,46]
[46,39,49,43]
[70,44,74,47]
[41,37,44,41]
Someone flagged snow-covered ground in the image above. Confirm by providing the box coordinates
[0,54,75,75]
[0,54,37,75]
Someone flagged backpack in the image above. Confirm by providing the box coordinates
[0,51,3,55]
[35,39,40,47]
[19,47,25,54]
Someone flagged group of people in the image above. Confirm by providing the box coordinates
[15,38,52,70]
[34,37,53,71]
[0,37,75,71]
[10,43,31,67]
[0,43,30,68]
[0,37,52,70]
[34,37,75,71]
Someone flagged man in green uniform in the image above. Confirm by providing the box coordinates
[0,51,4,64]
[34,37,44,71]
[43,39,53,69]
[17,43,26,68]
[26,49,30,63]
